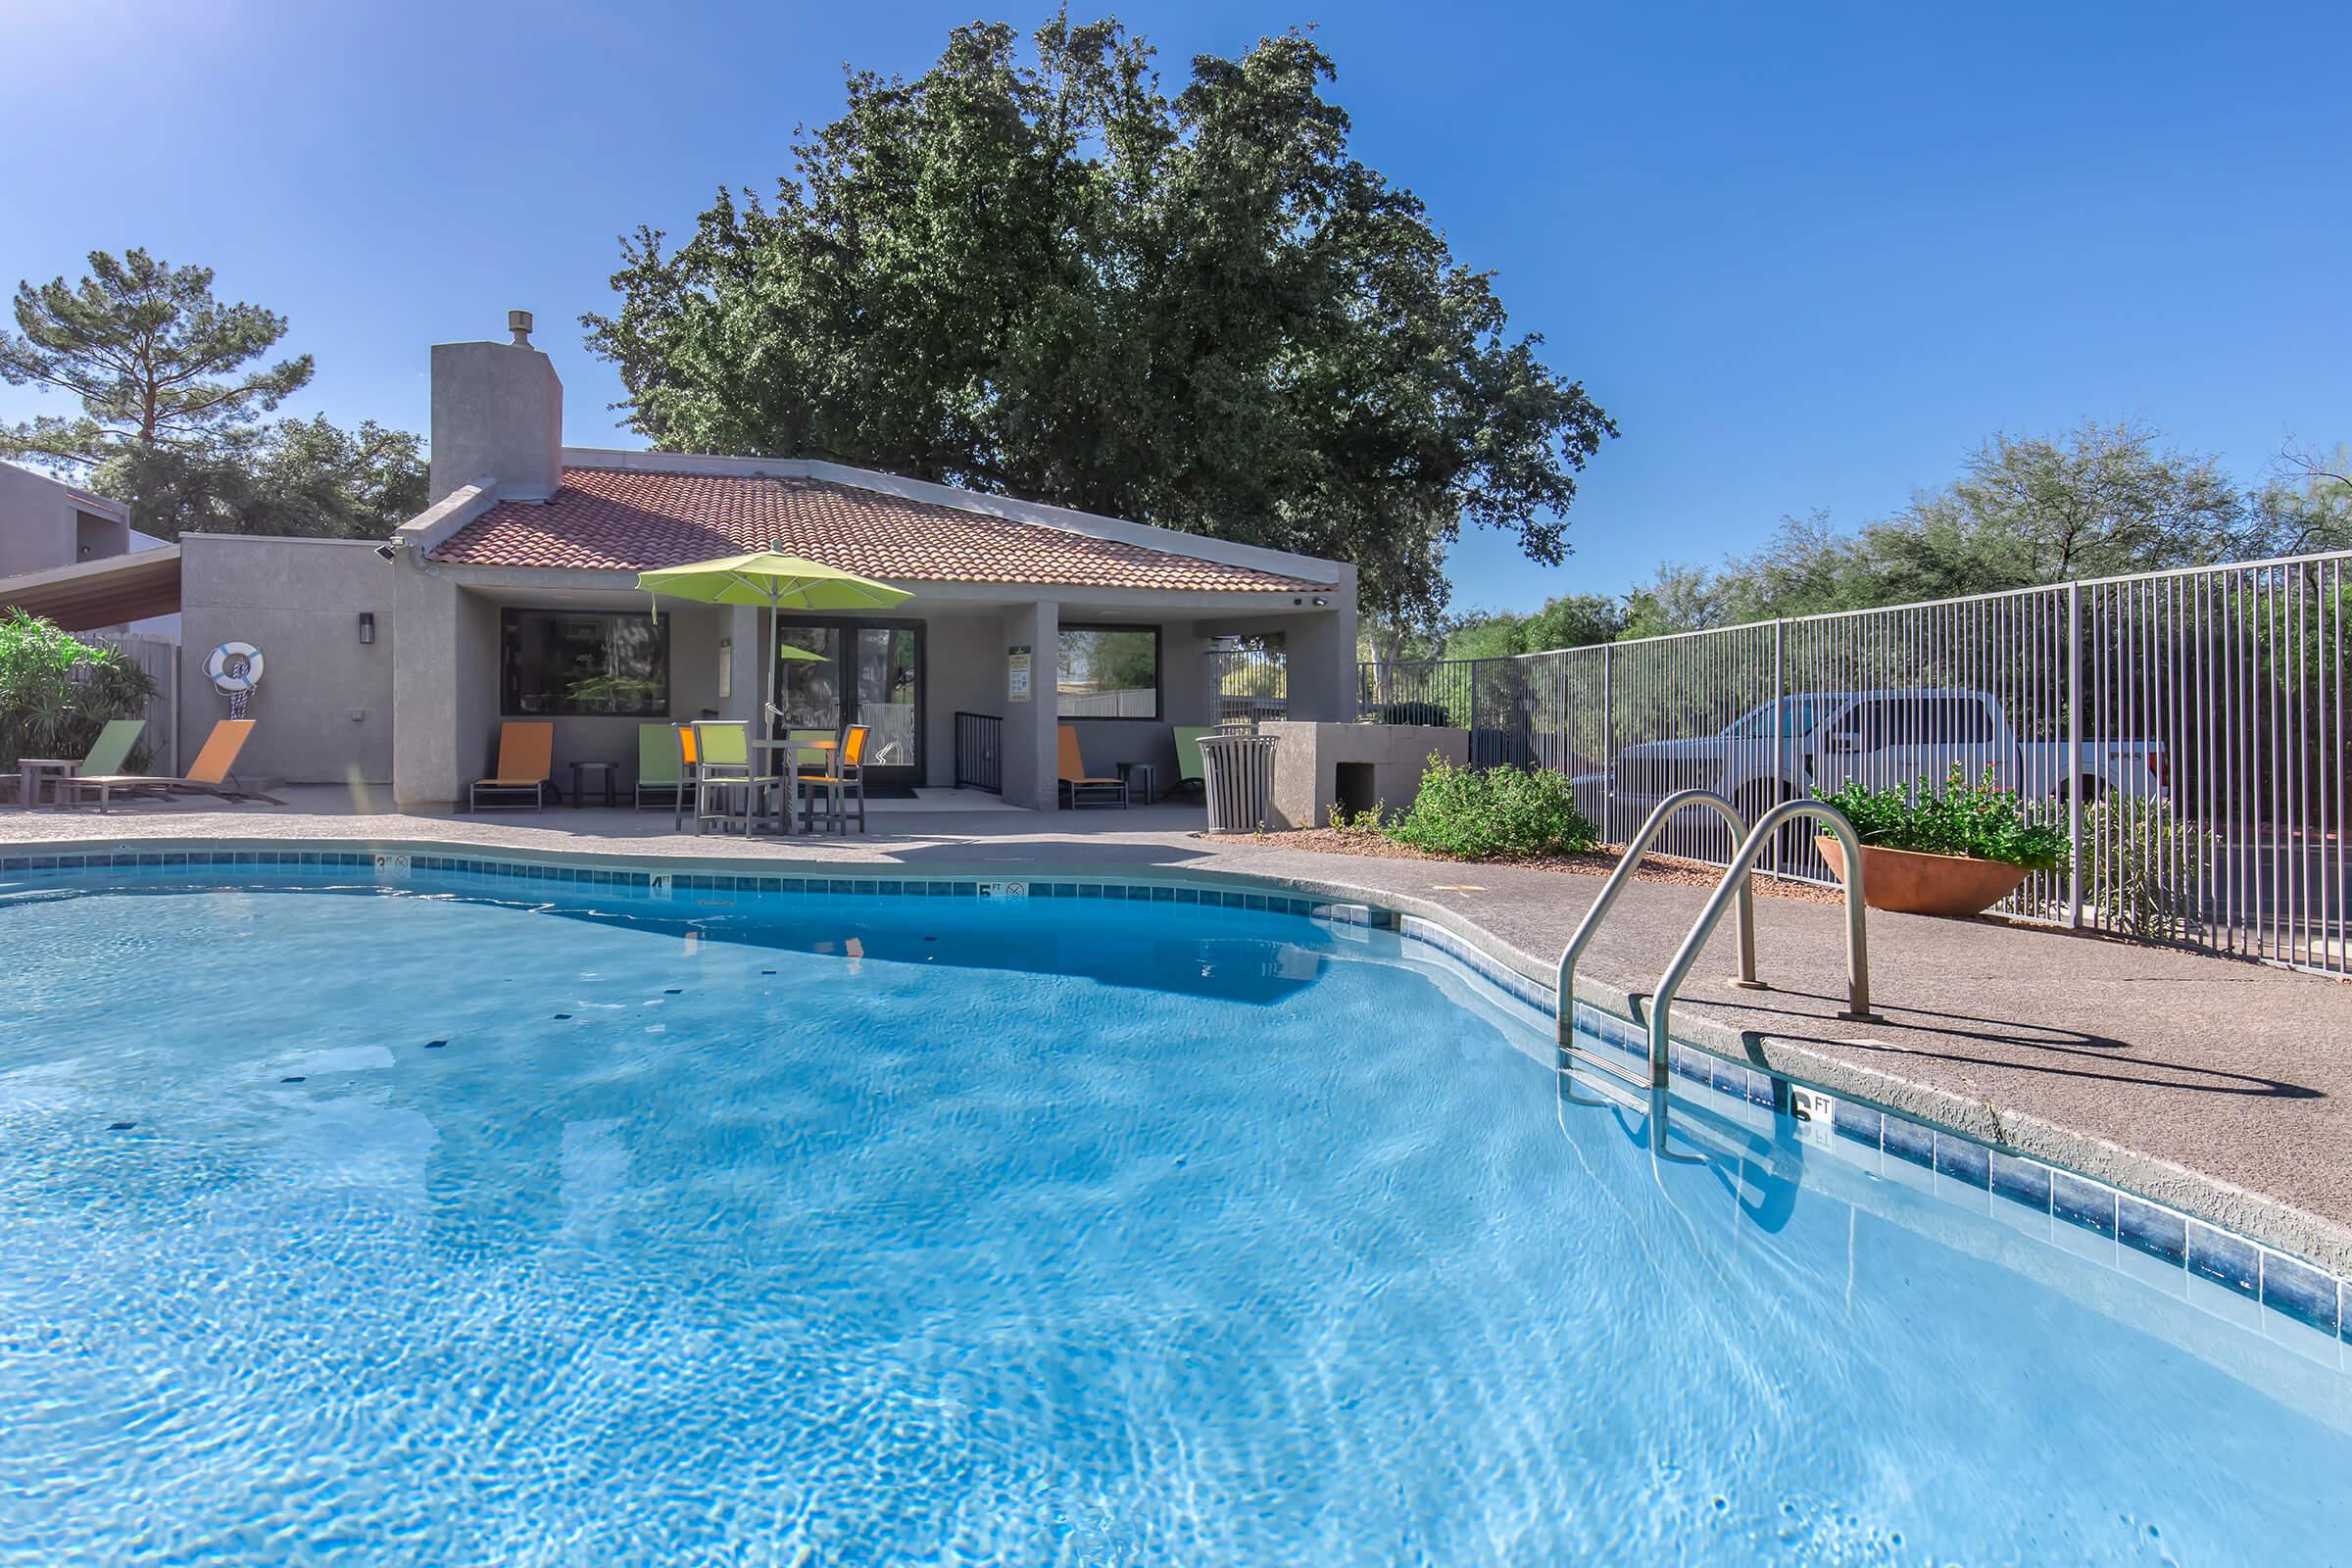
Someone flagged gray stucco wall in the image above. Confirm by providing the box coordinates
[427,339,563,505]
[178,535,396,784]
[921,611,1004,788]
[0,463,129,579]
[1263,720,1466,830]
[416,588,752,807]
[1051,618,1212,795]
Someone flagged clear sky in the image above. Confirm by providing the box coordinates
[4,0,2347,614]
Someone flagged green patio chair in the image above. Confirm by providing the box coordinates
[635,722,687,813]
[690,720,782,836]
[1172,726,1210,798]
[15,718,144,806]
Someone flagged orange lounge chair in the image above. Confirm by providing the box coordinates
[1057,724,1128,808]
[470,721,556,810]
[71,719,282,813]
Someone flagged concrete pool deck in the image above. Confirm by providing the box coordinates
[6,787,2349,1275]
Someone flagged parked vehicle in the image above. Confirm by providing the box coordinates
[1574,688,2169,833]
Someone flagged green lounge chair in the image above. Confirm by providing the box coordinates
[635,722,688,813]
[1172,726,1210,798]
[15,717,144,806]
[81,718,144,778]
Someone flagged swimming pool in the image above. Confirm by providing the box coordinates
[2,858,2347,1563]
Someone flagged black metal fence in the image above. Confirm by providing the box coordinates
[954,710,1003,794]
[1207,636,1288,728]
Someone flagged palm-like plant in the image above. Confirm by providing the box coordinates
[0,611,158,772]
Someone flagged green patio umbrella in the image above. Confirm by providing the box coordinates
[634,552,912,736]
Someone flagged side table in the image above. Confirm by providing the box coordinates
[570,760,619,808]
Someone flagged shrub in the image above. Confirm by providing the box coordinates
[1368,700,1452,728]
[2080,796,2213,941]
[1815,766,2068,872]
[1386,755,1599,860]
[0,610,158,773]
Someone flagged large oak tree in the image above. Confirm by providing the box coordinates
[586,18,1614,632]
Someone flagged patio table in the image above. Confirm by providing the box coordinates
[750,737,835,835]
[18,758,76,810]
[570,760,619,808]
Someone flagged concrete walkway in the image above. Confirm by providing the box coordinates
[6,788,2349,1272]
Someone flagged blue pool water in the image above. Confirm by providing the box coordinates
[1,869,2347,1564]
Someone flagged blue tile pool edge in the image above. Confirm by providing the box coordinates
[3,840,2345,1355]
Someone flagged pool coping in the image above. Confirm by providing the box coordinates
[7,830,2351,1311]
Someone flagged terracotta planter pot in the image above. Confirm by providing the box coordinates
[1815,835,2027,918]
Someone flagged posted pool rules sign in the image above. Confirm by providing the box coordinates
[1007,646,1032,701]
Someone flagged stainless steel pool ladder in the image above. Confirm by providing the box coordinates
[1557,793,1878,1090]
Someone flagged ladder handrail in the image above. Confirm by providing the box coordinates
[1556,789,1754,1063]
[1647,801,1876,1086]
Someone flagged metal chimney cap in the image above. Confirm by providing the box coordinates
[508,309,534,346]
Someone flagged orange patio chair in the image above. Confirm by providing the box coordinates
[798,724,870,834]
[470,721,556,811]
[1057,724,1128,808]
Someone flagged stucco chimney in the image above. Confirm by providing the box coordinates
[427,311,563,505]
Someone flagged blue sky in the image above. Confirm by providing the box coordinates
[4,0,2347,612]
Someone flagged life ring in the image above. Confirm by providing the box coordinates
[206,642,265,694]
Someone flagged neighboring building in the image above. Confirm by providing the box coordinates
[0,314,1358,810]
[0,463,178,638]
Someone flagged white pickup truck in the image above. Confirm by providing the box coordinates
[1577,688,2169,830]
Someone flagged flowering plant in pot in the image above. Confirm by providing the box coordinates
[1812,767,2068,917]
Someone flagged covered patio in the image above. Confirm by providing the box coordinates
[385,453,1359,814]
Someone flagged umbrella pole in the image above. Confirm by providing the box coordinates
[764,595,785,834]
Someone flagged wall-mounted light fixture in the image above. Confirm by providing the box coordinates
[357,612,376,645]
[718,638,733,700]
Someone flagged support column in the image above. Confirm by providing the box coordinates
[392,564,463,809]
[1283,599,1361,722]
[1000,599,1060,810]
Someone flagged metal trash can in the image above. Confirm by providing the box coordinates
[1198,732,1279,833]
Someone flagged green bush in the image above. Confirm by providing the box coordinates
[1815,766,2068,872]
[2080,796,2213,941]
[1368,700,1452,727]
[1386,755,1599,860]
[0,610,158,773]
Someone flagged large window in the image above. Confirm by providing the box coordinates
[501,610,669,716]
[1057,625,1160,719]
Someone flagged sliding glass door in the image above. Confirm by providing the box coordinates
[772,619,923,793]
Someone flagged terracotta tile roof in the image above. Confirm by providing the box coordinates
[428,466,1331,593]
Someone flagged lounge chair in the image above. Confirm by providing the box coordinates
[798,724,869,834]
[1171,726,1210,798]
[13,717,144,806]
[635,722,691,814]
[692,721,783,835]
[71,719,282,813]
[470,721,556,811]
[1057,724,1128,808]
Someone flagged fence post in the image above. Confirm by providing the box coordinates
[1772,618,1788,873]
[1601,642,1615,842]
[2066,579,2083,930]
